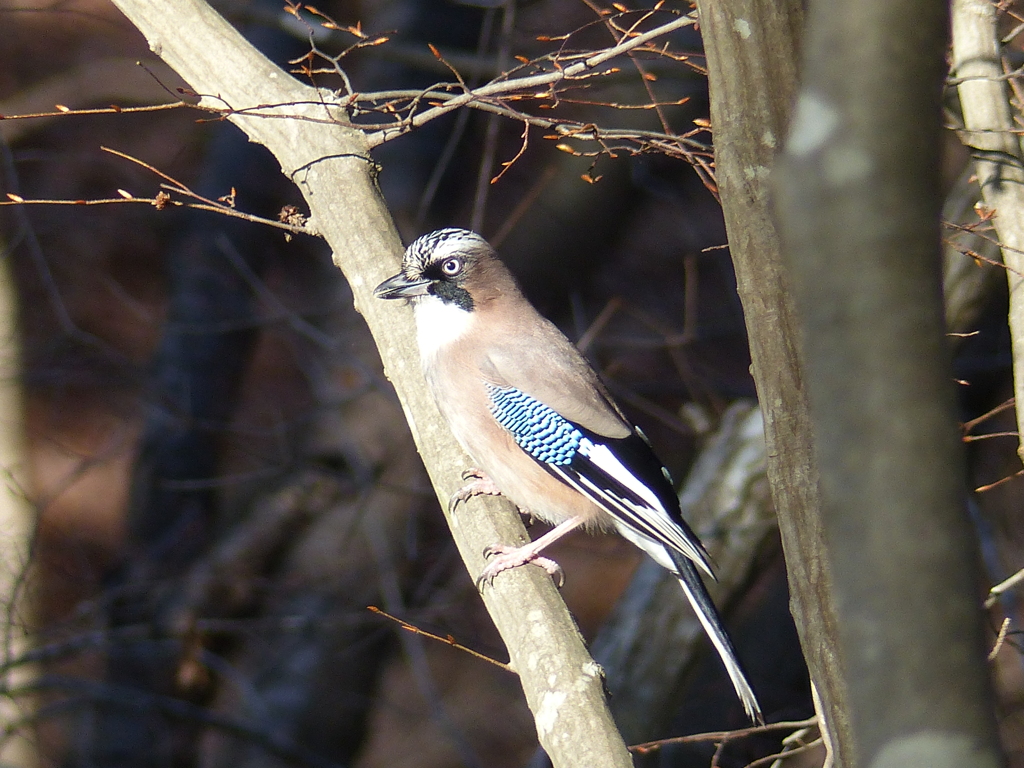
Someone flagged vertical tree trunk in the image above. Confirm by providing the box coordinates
[773,0,1003,765]
[693,1,852,762]
[0,246,34,768]
[951,0,1024,466]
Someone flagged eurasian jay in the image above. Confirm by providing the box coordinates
[375,228,762,722]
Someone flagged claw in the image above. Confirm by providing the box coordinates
[476,544,565,589]
[448,468,503,514]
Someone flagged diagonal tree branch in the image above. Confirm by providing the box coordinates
[104,1,632,765]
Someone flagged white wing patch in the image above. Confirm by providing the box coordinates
[610,522,677,571]
[578,439,663,509]
[555,437,714,577]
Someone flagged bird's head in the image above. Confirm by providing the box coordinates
[374,228,506,313]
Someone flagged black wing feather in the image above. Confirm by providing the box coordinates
[541,424,716,575]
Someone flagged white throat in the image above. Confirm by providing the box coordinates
[413,296,474,361]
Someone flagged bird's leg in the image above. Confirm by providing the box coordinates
[476,514,588,589]
[448,468,504,513]
[449,467,534,527]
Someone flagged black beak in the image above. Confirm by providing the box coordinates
[374,271,431,300]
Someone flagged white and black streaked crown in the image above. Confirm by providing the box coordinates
[402,228,490,277]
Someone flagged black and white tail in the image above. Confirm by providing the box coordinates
[669,549,763,724]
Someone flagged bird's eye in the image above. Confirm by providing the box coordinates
[441,257,463,276]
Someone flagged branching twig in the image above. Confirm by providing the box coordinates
[0,12,707,176]
[363,12,697,145]
[0,146,312,236]
[630,717,818,754]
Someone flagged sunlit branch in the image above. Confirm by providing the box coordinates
[364,11,697,146]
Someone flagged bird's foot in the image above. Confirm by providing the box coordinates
[448,468,503,513]
[476,544,565,588]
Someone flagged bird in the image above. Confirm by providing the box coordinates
[374,227,762,723]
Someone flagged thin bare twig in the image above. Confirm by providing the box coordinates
[630,717,819,754]
[0,101,190,121]
[962,397,1016,432]
[988,616,1011,658]
[364,12,697,146]
[975,468,1024,493]
[963,431,1021,442]
[489,121,530,186]
[748,738,823,768]
[0,193,309,236]
[0,147,312,236]
[367,606,513,672]
[988,567,1024,607]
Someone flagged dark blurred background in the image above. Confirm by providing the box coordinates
[0,0,1019,766]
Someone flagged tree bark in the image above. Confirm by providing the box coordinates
[106,2,633,765]
[951,0,1024,466]
[0,240,34,768]
[692,1,852,762]
[773,0,1003,765]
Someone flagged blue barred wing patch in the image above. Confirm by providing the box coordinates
[486,383,716,577]
[486,384,581,465]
